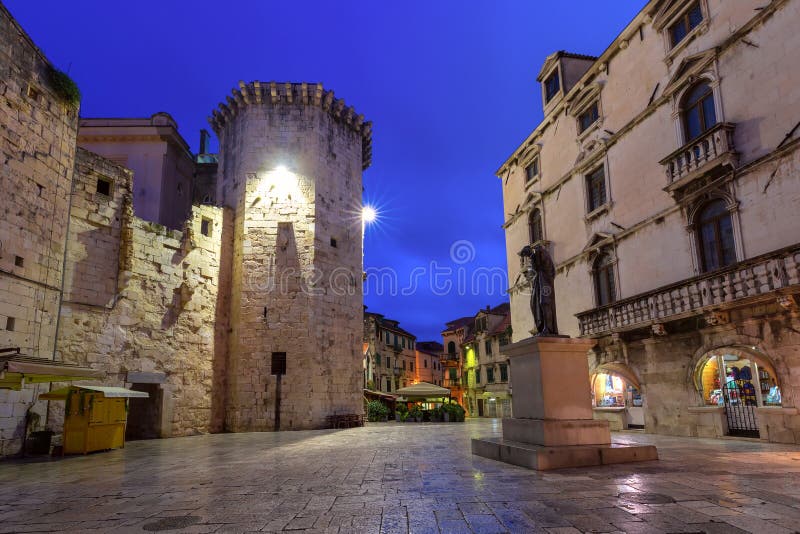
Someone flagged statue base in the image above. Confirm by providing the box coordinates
[471,336,657,470]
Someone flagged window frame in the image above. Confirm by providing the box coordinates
[681,82,717,142]
[668,1,704,49]
[577,100,600,134]
[525,155,540,183]
[544,69,561,104]
[529,208,544,244]
[696,199,736,273]
[585,165,608,214]
[592,249,617,307]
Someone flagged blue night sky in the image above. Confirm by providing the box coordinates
[7,1,643,341]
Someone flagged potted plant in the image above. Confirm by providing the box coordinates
[366,400,389,422]
[409,406,423,422]
[395,403,408,422]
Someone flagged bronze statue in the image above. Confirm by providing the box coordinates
[519,244,559,336]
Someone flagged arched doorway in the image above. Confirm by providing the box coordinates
[693,347,782,438]
[590,363,644,430]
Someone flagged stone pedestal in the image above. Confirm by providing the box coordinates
[472,336,657,470]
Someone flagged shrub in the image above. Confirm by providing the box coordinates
[409,406,423,420]
[366,400,389,422]
[396,403,408,414]
[442,402,466,422]
[47,67,81,106]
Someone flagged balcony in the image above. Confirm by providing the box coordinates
[443,378,461,388]
[577,245,800,337]
[441,354,460,366]
[660,123,737,197]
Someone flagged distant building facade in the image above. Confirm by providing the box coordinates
[441,304,511,417]
[415,341,444,386]
[363,311,417,393]
[497,0,800,442]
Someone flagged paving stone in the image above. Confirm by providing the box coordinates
[1,421,800,533]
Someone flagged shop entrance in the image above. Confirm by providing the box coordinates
[696,348,782,439]
[125,383,162,440]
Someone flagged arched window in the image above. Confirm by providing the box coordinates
[682,82,716,141]
[697,199,735,272]
[529,209,543,243]
[447,341,456,355]
[593,250,616,307]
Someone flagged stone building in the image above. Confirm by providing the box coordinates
[497,0,800,442]
[77,114,196,230]
[0,3,371,455]
[415,341,444,386]
[0,3,80,455]
[442,304,512,418]
[363,310,417,393]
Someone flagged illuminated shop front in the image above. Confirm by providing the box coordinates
[591,364,644,430]
[696,352,781,407]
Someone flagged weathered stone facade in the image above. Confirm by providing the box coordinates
[0,3,372,454]
[363,311,418,394]
[497,0,800,443]
[210,82,370,431]
[0,3,79,455]
[54,147,227,438]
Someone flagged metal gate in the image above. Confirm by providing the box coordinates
[722,381,759,438]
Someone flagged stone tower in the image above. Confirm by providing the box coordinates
[209,81,372,431]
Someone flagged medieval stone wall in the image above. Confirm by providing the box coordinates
[212,82,368,430]
[0,4,79,455]
[54,148,228,437]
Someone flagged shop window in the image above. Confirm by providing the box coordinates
[681,81,716,141]
[697,353,781,407]
[525,156,539,183]
[669,1,703,48]
[593,250,616,307]
[585,166,607,213]
[696,199,735,272]
[592,372,641,408]
[529,208,543,243]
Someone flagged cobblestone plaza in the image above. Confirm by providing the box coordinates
[1,419,800,533]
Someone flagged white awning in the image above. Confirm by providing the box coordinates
[40,385,149,400]
[394,382,451,399]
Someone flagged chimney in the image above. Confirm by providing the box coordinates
[199,129,210,154]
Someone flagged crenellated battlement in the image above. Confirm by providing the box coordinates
[208,81,372,169]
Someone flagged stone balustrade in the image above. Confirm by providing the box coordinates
[660,122,736,185]
[577,245,800,337]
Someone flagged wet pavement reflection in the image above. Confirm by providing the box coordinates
[1,419,799,533]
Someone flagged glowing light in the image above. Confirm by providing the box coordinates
[362,205,378,224]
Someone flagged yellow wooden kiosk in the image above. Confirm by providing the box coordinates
[40,385,148,454]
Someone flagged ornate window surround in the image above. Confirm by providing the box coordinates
[684,188,744,275]
[583,236,620,308]
[519,143,543,190]
[568,82,605,141]
[652,0,711,65]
